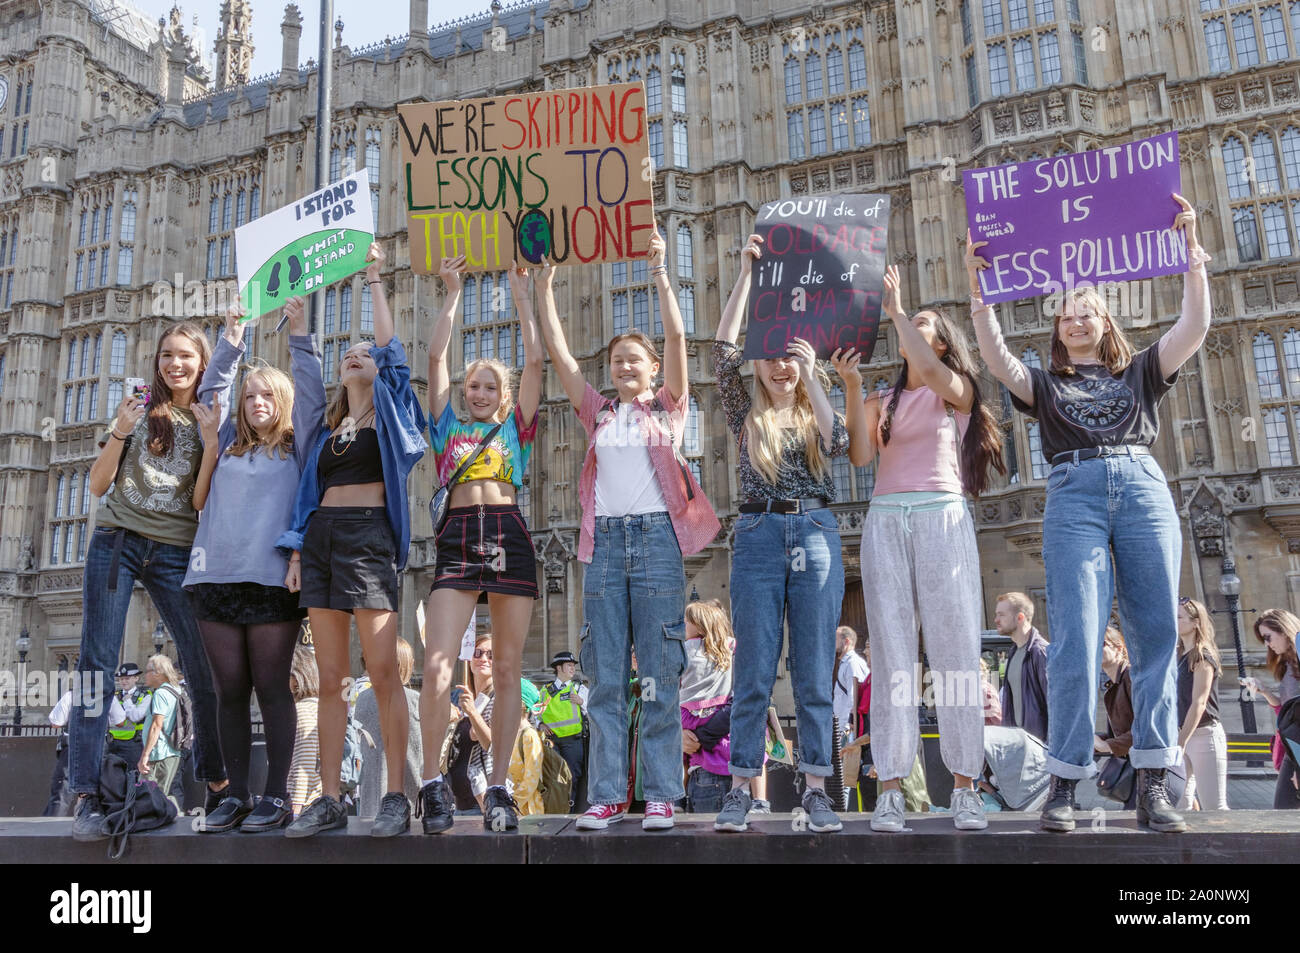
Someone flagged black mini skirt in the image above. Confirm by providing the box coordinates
[432,504,539,599]
[188,582,306,624]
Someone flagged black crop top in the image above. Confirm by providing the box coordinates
[318,427,384,491]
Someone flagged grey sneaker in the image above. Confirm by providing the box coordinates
[370,792,410,838]
[750,798,772,815]
[72,795,107,842]
[285,795,347,838]
[713,786,752,832]
[951,787,988,831]
[870,789,906,832]
[801,787,843,833]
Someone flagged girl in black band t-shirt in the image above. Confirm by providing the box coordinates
[969,193,1211,835]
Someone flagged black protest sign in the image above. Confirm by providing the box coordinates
[744,194,889,360]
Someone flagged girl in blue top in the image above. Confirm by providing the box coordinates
[417,256,543,834]
[184,296,325,833]
[280,243,428,839]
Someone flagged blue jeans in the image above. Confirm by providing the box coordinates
[685,768,730,813]
[1042,451,1182,779]
[70,526,226,794]
[728,509,843,778]
[580,513,686,805]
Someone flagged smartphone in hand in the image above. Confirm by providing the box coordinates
[125,377,151,404]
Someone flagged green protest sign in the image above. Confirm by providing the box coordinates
[235,168,374,320]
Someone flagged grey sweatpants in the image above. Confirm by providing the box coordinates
[862,500,985,782]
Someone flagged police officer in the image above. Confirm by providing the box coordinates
[539,652,588,812]
[106,663,151,766]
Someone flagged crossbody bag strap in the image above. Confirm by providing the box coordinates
[445,423,503,488]
[651,396,695,502]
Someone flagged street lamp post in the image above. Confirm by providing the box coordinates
[13,628,31,733]
[152,621,167,658]
[1217,556,1257,734]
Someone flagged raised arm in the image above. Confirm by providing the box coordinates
[648,230,689,404]
[716,234,763,345]
[285,297,327,470]
[365,242,394,349]
[1157,193,1212,380]
[199,304,247,442]
[788,338,837,453]
[428,255,466,422]
[883,265,973,414]
[533,259,587,410]
[966,230,1034,408]
[190,393,223,511]
[833,347,882,468]
[506,261,544,424]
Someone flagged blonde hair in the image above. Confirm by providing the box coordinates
[1050,287,1136,376]
[1254,609,1300,682]
[1178,598,1221,675]
[685,599,733,673]
[744,362,834,486]
[227,362,296,459]
[996,591,1035,625]
[290,645,319,701]
[396,638,414,687]
[462,358,515,423]
[146,654,181,686]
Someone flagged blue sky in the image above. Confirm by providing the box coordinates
[129,0,495,80]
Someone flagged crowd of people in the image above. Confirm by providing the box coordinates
[56,196,1300,844]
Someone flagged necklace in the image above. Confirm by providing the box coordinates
[329,409,375,455]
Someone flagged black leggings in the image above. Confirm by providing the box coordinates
[197,621,299,800]
[1276,760,1300,810]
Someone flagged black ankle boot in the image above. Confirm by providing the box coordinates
[1136,768,1187,833]
[1039,775,1077,832]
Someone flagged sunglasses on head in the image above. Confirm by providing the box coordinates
[473,648,493,660]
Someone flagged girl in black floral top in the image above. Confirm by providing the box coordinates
[711,233,855,835]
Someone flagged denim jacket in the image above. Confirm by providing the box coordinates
[276,336,427,570]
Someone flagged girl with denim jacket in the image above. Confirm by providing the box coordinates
[839,264,1006,834]
[279,243,428,838]
[182,297,325,833]
[535,231,719,832]
[712,233,850,835]
[969,194,1210,833]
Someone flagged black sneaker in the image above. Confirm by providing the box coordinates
[1039,776,1077,832]
[370,792,411,838]
[417,779,454,835]
[201,796,254,833]
[284,795,347,838]
[1136,768,1187,833]
[484,785,519,832]
[71,794,107,842]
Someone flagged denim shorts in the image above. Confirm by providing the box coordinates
[299,507,399,613]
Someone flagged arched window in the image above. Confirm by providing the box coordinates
[1234,206,1262,262]
[826,45,844,94]
[1026,421,1049,479]
[676,225,694,280]
[1255,331,1283,398]
[784,56,801,104]
[1223,136,1251,199]
[787,111,806,159]
[805,52,823,100]
[1251,131,1282,195]
[1281,127,1300,190]
[848,41,867,89]
[1021,346,1042,369]
[1263,407,1294,465]
[110,331,126,374]
[463,276,477,326]
[647,64,662,113]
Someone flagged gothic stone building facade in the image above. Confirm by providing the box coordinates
[0,0,1297,720]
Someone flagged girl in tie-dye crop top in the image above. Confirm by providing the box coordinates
[429,399,537,488]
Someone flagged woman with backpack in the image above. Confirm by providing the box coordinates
[535,229,719,832]
[280,243,428,839]
[183,297,324,834]
[70,320,229,842]
[417,255,543,835]
[138,655,187,799]
[712,233,852,835]
[840,263,1005,834]
[968,194,1209,833]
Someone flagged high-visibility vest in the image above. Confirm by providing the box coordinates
[108,688,150,741]
[540,681,584,738]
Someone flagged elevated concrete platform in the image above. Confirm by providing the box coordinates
[2,810,1297,863]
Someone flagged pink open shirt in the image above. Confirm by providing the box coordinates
[575,382,720,563]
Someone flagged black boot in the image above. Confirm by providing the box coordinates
[1136,768,1187,833]
[1039,775,1076,832]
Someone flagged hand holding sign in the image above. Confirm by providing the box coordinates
[438,254,467,293]
[223,301,247,344]
[882,264,905,322]
[647,228,667,270]
[505,259,530,300]
[830,346,863,390]
[283,296,307,336]
[786,337,818,385]
[742,233,764,262]
[1171,192,1200,257]
[965,229,991,299]
[364,242,385,282]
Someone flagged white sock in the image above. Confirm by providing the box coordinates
[421,774,443,787]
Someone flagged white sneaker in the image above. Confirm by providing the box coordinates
[951,787,989,831]
[870,789,905,833]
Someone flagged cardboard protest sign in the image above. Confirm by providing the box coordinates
[235,169,374,319]
[744,194,890,361]
[398,83,655,273]
[963,131,1185,304]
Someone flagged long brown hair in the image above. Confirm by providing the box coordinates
[146,322,211,456]
[1253,608,1300,682]
[1049,287,1136,377]
[684,599,734,673]
[879,309,1005,497]
[1178,597,1221,676]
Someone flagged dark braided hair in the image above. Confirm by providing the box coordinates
[878,309,1005,498]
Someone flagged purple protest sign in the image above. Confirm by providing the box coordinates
[963,131,1185,304]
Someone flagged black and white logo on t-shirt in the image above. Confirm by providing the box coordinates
[1053,374,1136,432]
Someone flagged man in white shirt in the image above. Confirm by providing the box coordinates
[833,626,870,739]
[45,689,129,816]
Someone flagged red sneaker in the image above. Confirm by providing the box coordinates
[575,803,627,831]
[642,800,674,831]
